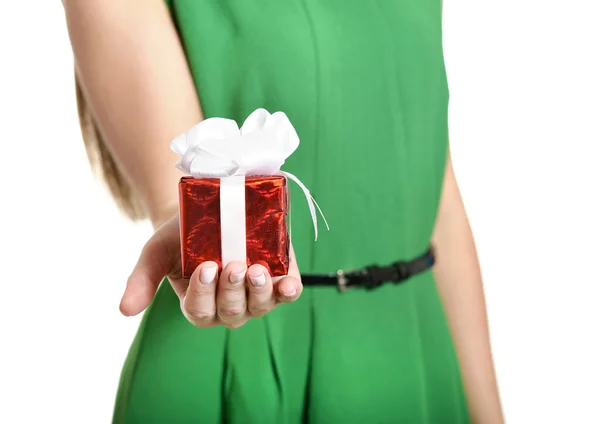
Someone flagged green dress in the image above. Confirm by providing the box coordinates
[114,0,468,422]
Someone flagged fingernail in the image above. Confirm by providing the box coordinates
[229,269,246,284]
[200,266,217,284]
[282,288,297,297]
[249,273,266,287]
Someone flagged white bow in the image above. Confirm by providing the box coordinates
[170,108,328,240]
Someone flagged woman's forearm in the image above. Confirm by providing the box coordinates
[63,0,202,226]
[432,154,504,423]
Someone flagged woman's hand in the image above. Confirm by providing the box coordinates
[119,215,303,329]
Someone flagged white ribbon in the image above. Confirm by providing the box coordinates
[171,108,328,267]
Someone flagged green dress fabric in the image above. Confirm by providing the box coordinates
[113,0,468,422]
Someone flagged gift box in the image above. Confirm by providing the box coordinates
[178,175,290,278]
[171,108,325,280]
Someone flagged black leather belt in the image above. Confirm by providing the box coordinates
[301,246,435,292]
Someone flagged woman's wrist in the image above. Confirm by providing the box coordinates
[149,200,179,230]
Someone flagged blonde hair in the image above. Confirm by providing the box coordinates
[75,75,147,220]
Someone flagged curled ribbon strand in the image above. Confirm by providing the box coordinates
[281,171,329,241]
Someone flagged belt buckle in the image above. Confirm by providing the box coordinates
[336,269,351,292]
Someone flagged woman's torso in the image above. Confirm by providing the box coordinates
[113,1,468,423]
[170,0,449,267]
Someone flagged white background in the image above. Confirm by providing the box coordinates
[1,1,598,423]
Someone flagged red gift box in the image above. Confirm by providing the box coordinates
[178,175,290,278]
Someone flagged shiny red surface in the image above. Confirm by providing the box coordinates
[179,176,290,278]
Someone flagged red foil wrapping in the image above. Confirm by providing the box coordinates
[178,175,290,278]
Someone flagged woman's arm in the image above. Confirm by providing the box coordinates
[64,1,304,324]
[63,0,202,226]
[432,152,504,423]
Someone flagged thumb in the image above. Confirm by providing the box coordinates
[120,231,178,316]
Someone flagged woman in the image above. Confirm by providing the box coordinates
[64,0,503,422]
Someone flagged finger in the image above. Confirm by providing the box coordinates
[274,275,303,304]
[216,261,248,328]
[182,261,218,327]
[120,234,177,317]
[246,264,275,318]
